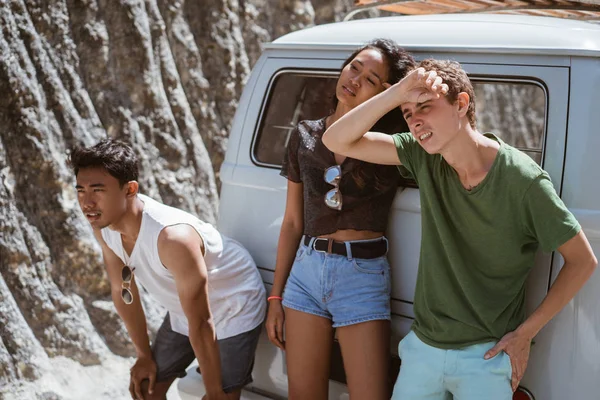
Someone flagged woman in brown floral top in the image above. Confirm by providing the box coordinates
[265,39,415,399]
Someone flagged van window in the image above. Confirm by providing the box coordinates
[474,80,545,164]
[252,72,546,168]
[252,72,337,167]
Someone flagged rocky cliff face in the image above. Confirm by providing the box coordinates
[0,0,351,397]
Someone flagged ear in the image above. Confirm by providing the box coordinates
[456,92,470,118]
[126,181,139,198]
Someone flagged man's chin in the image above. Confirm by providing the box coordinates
[89,220,109,230]
[418,140,443,155]
[417,141,434,154]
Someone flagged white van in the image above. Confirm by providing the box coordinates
[178,11,600,400]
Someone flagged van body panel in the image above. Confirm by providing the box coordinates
[263,46,574,67]
[522,55,600,399]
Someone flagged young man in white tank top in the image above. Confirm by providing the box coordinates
[70,139,266,400]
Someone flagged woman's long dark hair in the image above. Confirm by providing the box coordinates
[333,38,415,188]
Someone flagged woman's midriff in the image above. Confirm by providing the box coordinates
[319,229,384,242]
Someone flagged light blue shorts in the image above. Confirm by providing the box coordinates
[392,331,513,400]
[282,237,391,328]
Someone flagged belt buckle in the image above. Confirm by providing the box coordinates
[313,238,334,254]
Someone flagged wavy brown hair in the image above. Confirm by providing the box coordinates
[418,59,477,129]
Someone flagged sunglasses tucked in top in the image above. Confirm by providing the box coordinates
[324,165,342,210]
[280,118,402,237]
[121,265,135,305]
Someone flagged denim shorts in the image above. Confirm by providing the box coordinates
[152,313,261,392]
[392,331,513,400]
[282,236,391,327]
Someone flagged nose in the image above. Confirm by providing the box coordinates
[80,192,95,210]
[349,76,360,88]
[411,118,423,131]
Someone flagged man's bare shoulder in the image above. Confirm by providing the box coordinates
[157,224,205,269]
[158,224,201,247]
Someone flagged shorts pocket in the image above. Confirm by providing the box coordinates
[351,256,389,274]
[351,257,391,294]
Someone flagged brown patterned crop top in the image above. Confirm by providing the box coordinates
[280,118,401,237]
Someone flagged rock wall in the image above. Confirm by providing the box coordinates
[0,0,351,395]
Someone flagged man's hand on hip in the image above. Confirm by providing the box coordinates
[484,330,532,392]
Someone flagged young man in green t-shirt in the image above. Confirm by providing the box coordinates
[322,59,597,399]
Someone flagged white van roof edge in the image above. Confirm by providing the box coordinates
[265,14,600,58]
[263,42,600,58]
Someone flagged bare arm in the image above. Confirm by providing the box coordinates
[322,87,404,165]
[266,180,304,349]
[485,230,597,390]
[322,68,447,164]
[93,230,157,399]
[93,230,152,358]
[157,225,226,398]
[518,229,597,339]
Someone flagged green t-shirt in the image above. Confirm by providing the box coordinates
[392,132,581,349]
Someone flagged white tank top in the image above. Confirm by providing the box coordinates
[101,194,266,339]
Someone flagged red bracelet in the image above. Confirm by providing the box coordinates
[267,296,283,301]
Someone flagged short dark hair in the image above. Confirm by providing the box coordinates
[418,59,477,129]
[69,139,138,186]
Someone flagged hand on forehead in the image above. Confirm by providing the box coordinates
[416,68,449,102]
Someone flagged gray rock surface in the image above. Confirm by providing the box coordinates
[0,0,351,396]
